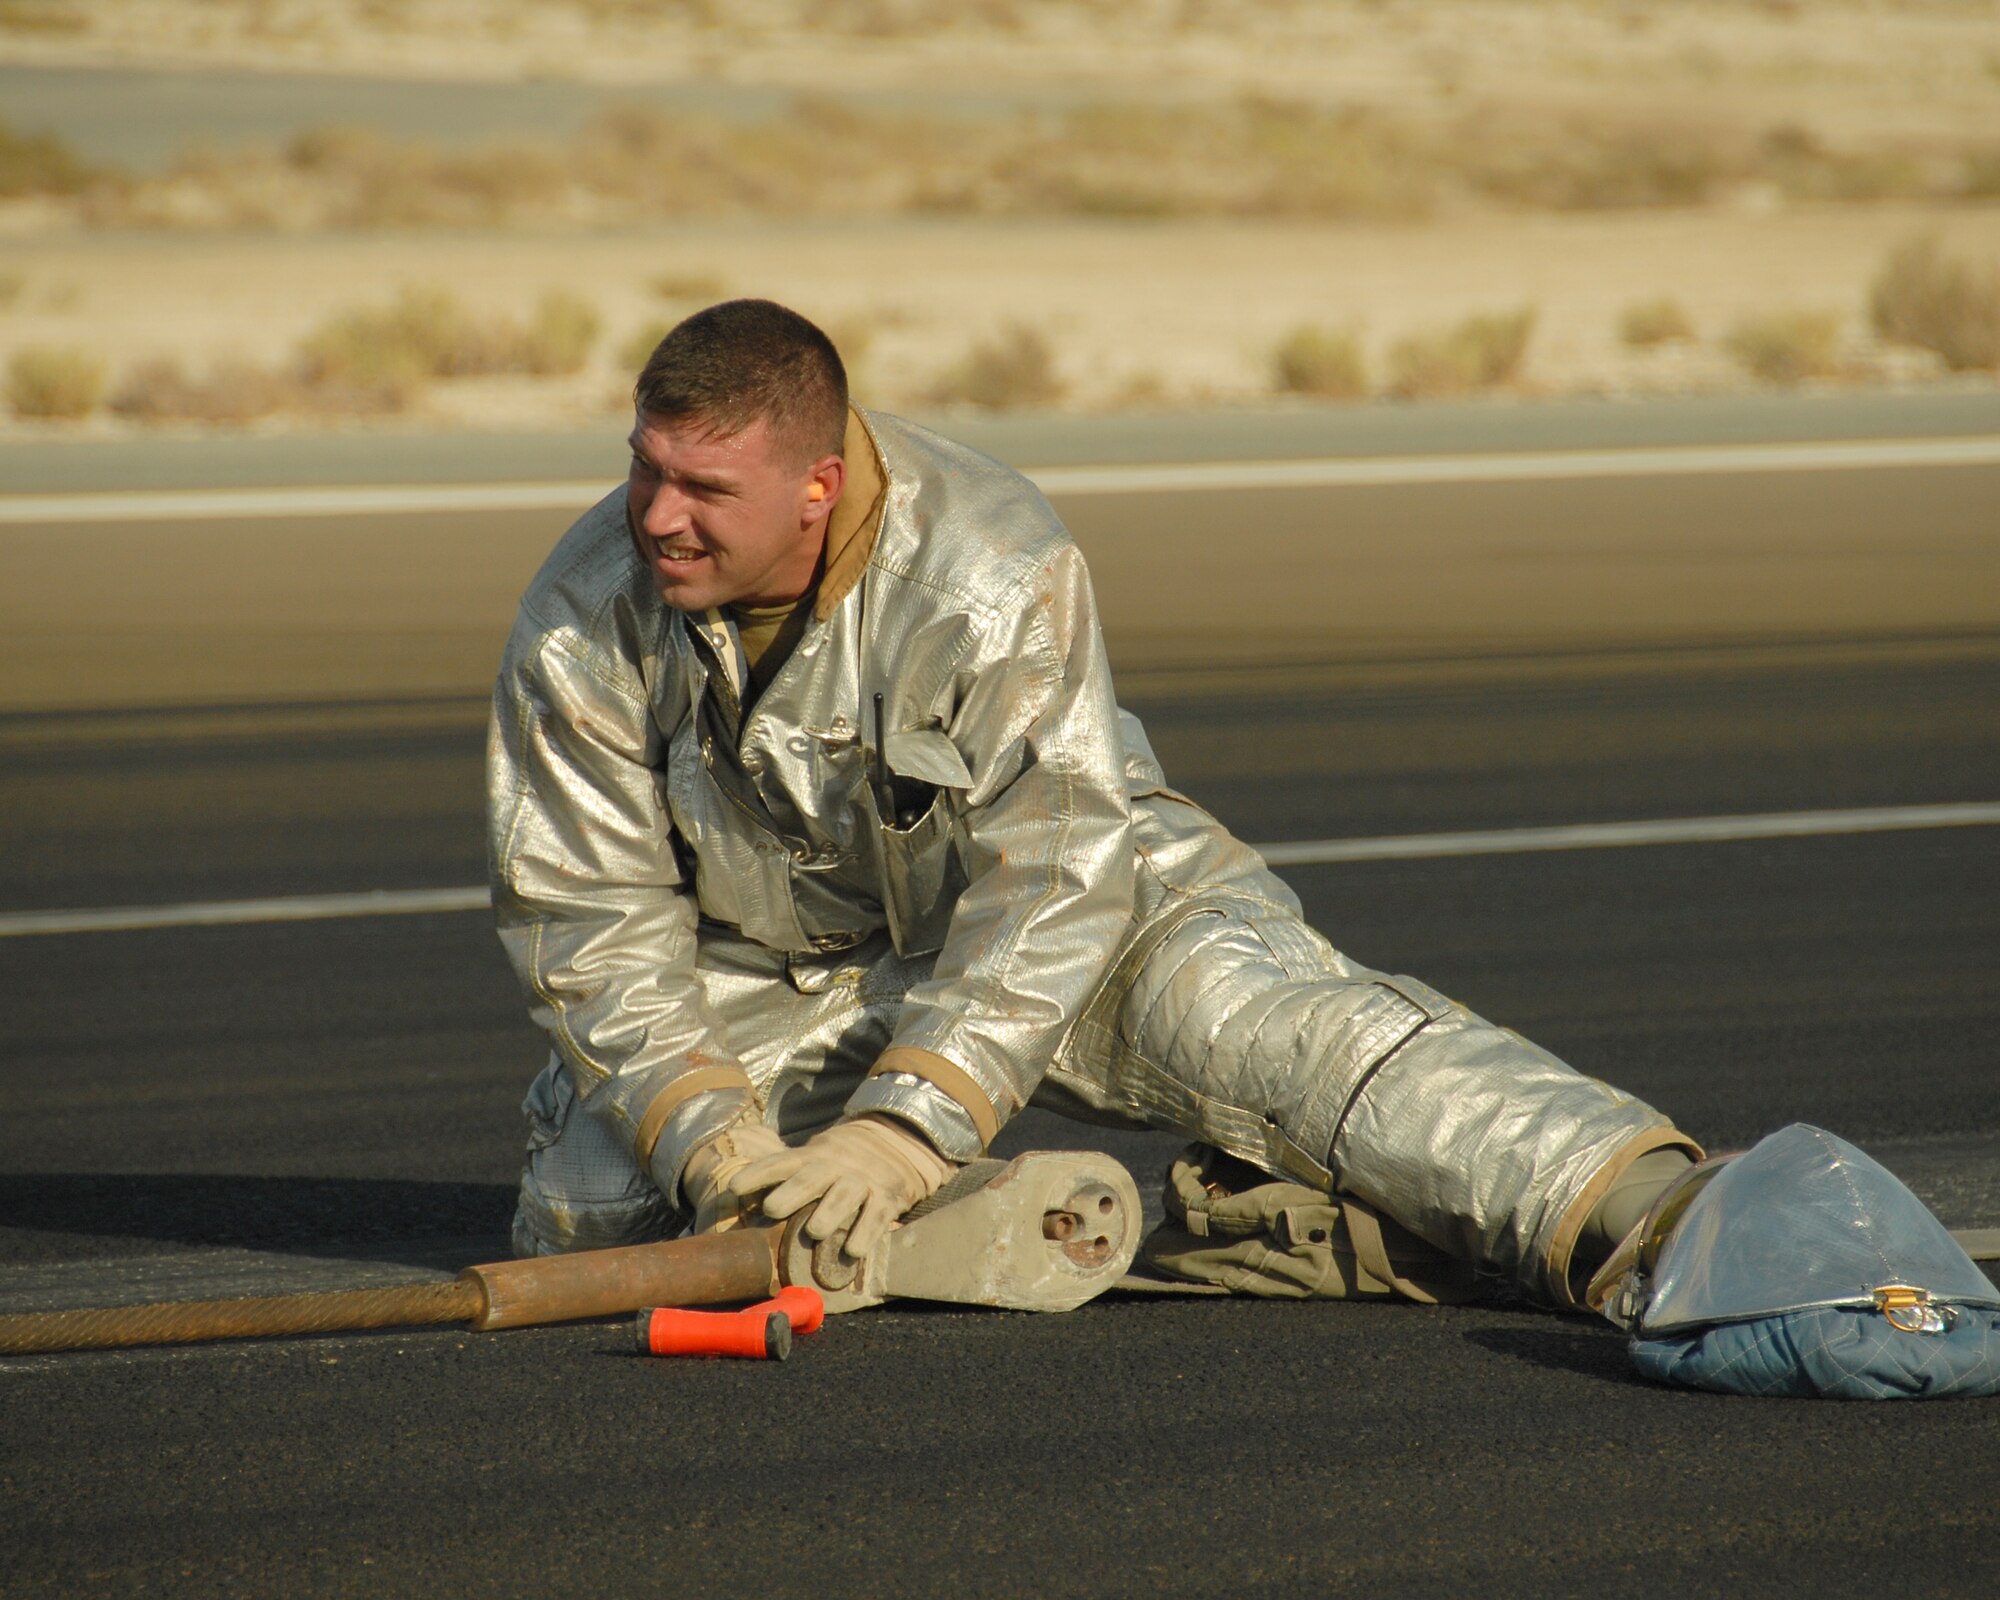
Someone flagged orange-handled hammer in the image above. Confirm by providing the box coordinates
[634,1286,826,1360]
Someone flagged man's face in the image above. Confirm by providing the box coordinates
[624,410,837,612]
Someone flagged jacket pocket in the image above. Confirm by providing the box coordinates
[870,727,970,957]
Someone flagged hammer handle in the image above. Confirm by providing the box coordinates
[464,1226,782,1331]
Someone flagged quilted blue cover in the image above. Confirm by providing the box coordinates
[1631,1305,2000,1400]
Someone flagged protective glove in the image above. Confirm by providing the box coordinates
[727,1113,954,1263]
[678,1118,790,1235]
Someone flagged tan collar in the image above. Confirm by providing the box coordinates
[815,408,887,623]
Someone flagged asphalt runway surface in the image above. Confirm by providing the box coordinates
[8,391,2000,711]
[2,401,1998,1595]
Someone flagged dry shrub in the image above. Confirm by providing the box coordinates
[821,314,876,374]
[1755,122,1929,204]
[927,324,1064,410]
[421,144,572,225]
[1466,116,1736,210]
[515,291,602,377]
[619,317,680,377]
[36,94,2000,232]
[949,98,1437,221]
[650,271,728,303]
[279,125,571,228]
[1868,235,2000,372]
[1434,110,1947,213]
[297,286,605,394]
[1112,369,1168,409]
[572,103,828,216]
[108,357,302,424]
[575,0,720,24]
[1960,147,2000,201]
[297,287,458,392]
[0,2,89,33]
[109,354,417,422]
[0,117,96,197]
[821,0,1022,36]
[1619,297,1696,348]
[7,344,106,418]
[1272,324,1367,399]
[1385,308,1536,399]
[1724,309,1843,384]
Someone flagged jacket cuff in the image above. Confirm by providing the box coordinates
[851,1047,998,1160]
[848,1072,984,1163]
[637,1074,759,1205]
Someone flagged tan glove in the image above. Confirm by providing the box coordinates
[728,1113,954,1263]
[678,1119,790,1234]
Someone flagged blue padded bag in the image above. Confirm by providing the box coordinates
[1632,1304,2000,1400]
[1606,1125,2000,1401]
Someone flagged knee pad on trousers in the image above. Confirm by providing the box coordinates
[512,1056,679,1257]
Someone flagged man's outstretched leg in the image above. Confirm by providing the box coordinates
[1045,874,1700,1309]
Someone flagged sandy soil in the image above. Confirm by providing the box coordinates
[2,2,1997,431]
[2,205,1997,436]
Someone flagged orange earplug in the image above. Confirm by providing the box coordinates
[807,482,826,502]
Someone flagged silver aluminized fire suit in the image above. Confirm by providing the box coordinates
[489,409,1696,1307]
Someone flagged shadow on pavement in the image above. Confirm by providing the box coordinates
[0,1172,517,1268]
[1462,1322,1642,1388]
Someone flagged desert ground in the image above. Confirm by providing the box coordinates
[1,1,1997,433]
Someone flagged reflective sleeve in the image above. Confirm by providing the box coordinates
[487,586,756,1192]
[863,540,1135,1143]
[846,1065,987,1163]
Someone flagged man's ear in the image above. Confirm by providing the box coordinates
[805,454,846,517]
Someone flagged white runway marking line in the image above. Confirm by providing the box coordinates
[0,887,490,938]
[4,435,2000,523]
[2,802,1994,938]
[1033,436,2000,497]
[1254,801,2000,866]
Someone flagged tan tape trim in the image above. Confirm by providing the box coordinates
[1544,1125,1706,1313]
[633,1067,758,1164]
[814,409,888,622]
[870,1046,1001,1149]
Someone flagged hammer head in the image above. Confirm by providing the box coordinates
[779,1149,1141,1315]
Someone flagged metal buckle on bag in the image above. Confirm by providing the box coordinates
[1874,1285,1955,1335]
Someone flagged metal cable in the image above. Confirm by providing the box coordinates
[0,1277,484,1356]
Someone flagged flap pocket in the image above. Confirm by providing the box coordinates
[884,726,973,790]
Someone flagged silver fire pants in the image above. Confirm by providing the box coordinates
[511,892,1688,1306]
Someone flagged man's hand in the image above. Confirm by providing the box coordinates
[679,1119,790,1234]
[728,1114,954,1262]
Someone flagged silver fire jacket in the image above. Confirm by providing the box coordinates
[491,408,1690,1303]
[489,410,1139,1194]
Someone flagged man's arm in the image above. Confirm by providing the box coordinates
[845,538,1137,1156]
[487,588,758,1205]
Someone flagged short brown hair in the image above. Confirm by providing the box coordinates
[632,299,847,463]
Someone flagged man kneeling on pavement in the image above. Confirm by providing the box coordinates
[487,299,1999,1400]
